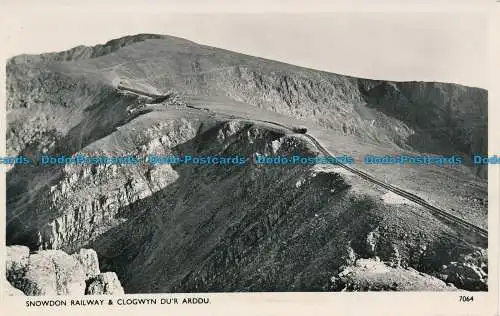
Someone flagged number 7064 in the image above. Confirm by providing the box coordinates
[459,296,474,302]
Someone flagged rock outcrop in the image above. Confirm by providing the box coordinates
[8,249,86,295]
[335,258,456,291]
[86,272,125,295]
[440,249,488,291]
[6,245,30,277]
[72,248,100,279]
[5,246,124,296]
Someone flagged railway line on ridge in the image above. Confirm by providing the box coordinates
[117,83,488,245]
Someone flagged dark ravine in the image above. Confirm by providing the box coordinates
[5,34,488,293]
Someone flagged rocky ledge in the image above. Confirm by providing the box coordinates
[5,245,124,296]
[333,258,457,291]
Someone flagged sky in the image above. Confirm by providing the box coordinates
[0,1,492,89]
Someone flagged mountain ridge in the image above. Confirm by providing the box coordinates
[5,33,488,293]
[6,34,488,180]
[7,33,487,90]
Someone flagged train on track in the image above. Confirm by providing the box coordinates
[292,126,308,134]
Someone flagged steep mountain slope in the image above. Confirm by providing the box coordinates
[5,34,488,292]
[7,35,487,171]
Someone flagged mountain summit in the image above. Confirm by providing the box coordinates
[5,34,488,293]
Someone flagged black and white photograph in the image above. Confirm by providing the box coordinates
[1,3,492,304]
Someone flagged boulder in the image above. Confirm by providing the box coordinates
[6,245,30,281]
[86,272,124,295]
[443,261,487,291]
[72,248,100,279]
[10,250,86,295]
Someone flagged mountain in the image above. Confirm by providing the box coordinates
[5,34,488,292]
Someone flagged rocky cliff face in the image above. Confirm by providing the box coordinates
[7,119,487,292]
[6,35,487,174]
[5,34,488,292]
[358,81,488,178]
[5,246,124,296]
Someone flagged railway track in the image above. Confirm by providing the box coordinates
[303,134,488,239]
[116,85,489,243]
[117,84,173,102]
[251,122,488,242]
